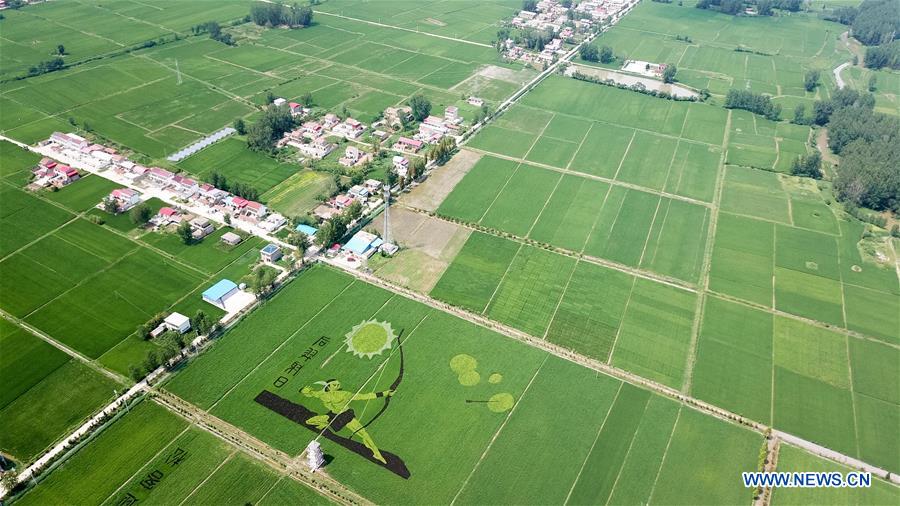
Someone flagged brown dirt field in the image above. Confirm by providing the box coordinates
[400,148,482,212]
[370,207,471,293]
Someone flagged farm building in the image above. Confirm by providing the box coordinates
[394,137,423,153]
[260,243,283,262]
[343,230,383,258]
[221,232,242,246]
[108,188,140,211]
[190,217,215,239]
[163,312,191,334]
[202,279,239,309]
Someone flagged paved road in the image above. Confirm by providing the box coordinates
[833,61,850,89]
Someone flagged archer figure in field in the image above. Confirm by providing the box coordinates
[301,379,394,464]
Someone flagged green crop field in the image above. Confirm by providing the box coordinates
[159,265,772,504]
[0,319,119,463]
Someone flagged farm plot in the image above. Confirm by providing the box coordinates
[772,444,900,505]
[726,110,811,173]
[439,162,710,283]
[601,0,847,104]
[14,398,330,506]
[163,264,760,504]
[0,140,41,184]
[691,295,899,472]
[0,319,119,464]
[0,187,257,375]
[177,138,298,195]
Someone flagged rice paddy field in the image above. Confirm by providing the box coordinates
[596,0,850,109]
[14,399,332,506]
[0,173,261,383]
[159,264,767,505]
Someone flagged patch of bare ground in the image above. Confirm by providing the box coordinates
[369,207,471,292]
[401,148,481,212]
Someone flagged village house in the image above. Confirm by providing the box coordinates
[197,183,228,206]
[288,102,309,118]
[445,106,462,125]
[339,146,369,167]
[372,129,389,141]
[332,118,366,139]
[154,207,181,226]
[121,164,147,183]
[392,155,409,178]
[364,178,383,193]
[301,121,324,140]
[334,194,355,209]
[258,212,286,232]
[163,312,191,334]
[394,136,423,153]
[321,113,340,130]
[172,174,199,197]
[342,230,383,258]
[383,106,413,129]
[348,184,370,200]
[260,243,283,263]
[190,217,215,239]
[147,167,176,187]
[297,136,336,159]
[243,201,268,221]
[108,188,141,211]
[48,132,89,151]
[224,195,249,214]
[31,159,79,188]
[273,97,287,107]
[313,204,340,221]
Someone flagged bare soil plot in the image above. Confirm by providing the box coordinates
[401,148,481,212]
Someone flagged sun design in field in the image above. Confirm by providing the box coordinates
[345,320,395,359]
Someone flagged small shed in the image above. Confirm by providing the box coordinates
[221,231,242,246]
[164,312,191,334]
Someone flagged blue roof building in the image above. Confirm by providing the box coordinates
[202,279,239,309]
[260,243,283,262]
[295,224,317,236]
[343,231,383,257]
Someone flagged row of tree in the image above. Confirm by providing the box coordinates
[579,44,615,64]
[246,103,296,153]
[193,21,236,46]
[249,2,313,28]
[696,0,801,15]
[27,57,65,77]
[723,89,782,120]
[208,170,261,201]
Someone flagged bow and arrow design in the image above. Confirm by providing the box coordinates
[254,330,410,478]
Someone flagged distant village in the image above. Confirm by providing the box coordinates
[500,0,637,66]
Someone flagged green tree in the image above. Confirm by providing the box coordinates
[233,118,246,135]
[522,0,538,12]
[579,44,600,62]
[868,74,878,91]
[177,221,193,245]
[408,94,432,121]
[129,203,152,225]
[56,44,66,55]
[793,103,807,124]
[191,310,212,335]
[301,91,313,107]
[316,220,336,246]
[804,70,821,92]
[346,200,363,221]
[662,64,677,83]
[599,45,615,63]
[790,152,822,179]
[103,197,118,214]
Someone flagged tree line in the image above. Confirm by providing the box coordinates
[696,0,801,15]
[723,89,782,120]
[863,40,900,70]
[250,2,313,28]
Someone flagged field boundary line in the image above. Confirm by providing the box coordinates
[475,162,520,223]
[524,170,565,238]
[645,407,683,505]
[96,425,193,505]
[153,393,369,505]
[636,195,666,269]
[611,130,637,181]
[542,259,580,341]
[481,242,524,314]
[465,146,713,209]
[206,280,361,410]
[449,354,549,505]
[602,396,655,506]
[317,262,900,484]
[606,276,638,363]
[176,449,238,506]
[313,10,493,48]
[844,319,862,459]
[683,108,731,393]
[562,382,624,505]
[406,203,699,293]
[565,121,594,170]
[520,112,555,161]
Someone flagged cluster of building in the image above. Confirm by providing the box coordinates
[413,106,463,144]
[278,112,368,160]
[312,178,383,221]
[42,132,288,234]
[29,158,80,189]
[504,0,635,64]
